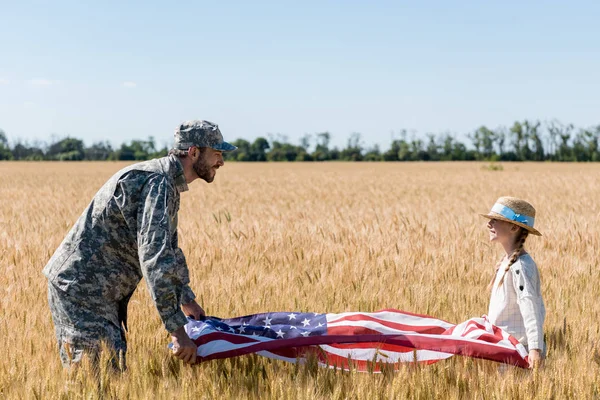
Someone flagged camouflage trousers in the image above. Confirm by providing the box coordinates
[47,282,127,371]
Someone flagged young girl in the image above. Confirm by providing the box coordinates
[480,196,546,368]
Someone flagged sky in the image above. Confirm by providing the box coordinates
[0,1,599,151]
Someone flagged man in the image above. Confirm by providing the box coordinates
[43,120,236,370]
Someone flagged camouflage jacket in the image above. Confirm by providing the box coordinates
[43,155,196,333]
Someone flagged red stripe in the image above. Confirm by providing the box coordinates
[327,314,448,334]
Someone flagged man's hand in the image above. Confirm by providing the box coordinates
[182,300,206,320]
[528,349,543,369]
[170,326,197,364]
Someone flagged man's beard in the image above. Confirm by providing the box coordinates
[193,156,215,183]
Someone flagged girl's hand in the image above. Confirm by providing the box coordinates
[528,349,543,369]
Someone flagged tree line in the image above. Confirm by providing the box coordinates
[0,120,598,162]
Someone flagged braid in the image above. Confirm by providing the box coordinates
[497,228,529,287]
[487,257,504,292]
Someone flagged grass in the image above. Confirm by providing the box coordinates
[1,161,599,399]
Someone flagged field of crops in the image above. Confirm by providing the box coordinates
[1,161,599,399]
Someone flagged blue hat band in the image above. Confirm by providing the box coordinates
[491,203,535,228]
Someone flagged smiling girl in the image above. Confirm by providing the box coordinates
[480,196,546,368]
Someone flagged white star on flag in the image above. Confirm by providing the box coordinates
[301,331,310,337]
[238,326,246,333]
[290,326,297,330]
[301,318,311,327]
[287,313,297,320]
[276,329,285,338]
[216,326,223,331]
[263,316,272,326]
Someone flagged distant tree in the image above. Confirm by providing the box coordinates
[363,145,382,161]
[250,137,270,161]
[300,134,311,152]
[495,127,507,158]
[112,137,156,160]
[225,139,251,161]
[340,133,363,161]
[383,140,401,161]
[12,141,45,160]
[426,134,440,161]
[85,141,114,160]
[510,121,525,160]
[581,126,599,161]
[312,132,331,161]
[452,141,469,160]
[268,141,303,161]
[47,137,85,160]
[470,126,495,160]
[524,120,543,161]
[0,129,12,160]
[547,122,575,161]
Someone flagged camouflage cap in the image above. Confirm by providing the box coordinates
[173,120,237,152]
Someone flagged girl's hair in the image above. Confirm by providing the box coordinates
[487,257,504,292]
[494,227,529,288]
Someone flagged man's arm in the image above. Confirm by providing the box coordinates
[137,175,189,333]
[172,222,205,319]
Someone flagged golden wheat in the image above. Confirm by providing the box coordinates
[1,161,599,399]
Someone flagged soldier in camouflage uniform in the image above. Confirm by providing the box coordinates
[43,120,236,370]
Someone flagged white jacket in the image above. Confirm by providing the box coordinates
[487,253,546,351]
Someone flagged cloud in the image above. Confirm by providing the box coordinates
[28,78,59,86]
[123,81,137,88]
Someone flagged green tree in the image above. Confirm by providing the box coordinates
[47,137,85,160]
[425,134,440,161]
[250,137,270,161]
[0,129,12,160]
[510,121,525,160]
[340,133,363,161]
[85,141,114,160]
[267,141,302,161]
[363,145,382,161]
[524,120,543,161]
[312,132,331,161]
[225,139,251,161]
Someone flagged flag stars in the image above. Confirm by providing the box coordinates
[301,331,311,337]
[276,329,285,338]
[301,318,311,327]
[317,322,324,328]
[263,316,272,326]
[238,325,246,333]
[288,313,297,320]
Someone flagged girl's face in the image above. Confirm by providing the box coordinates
[486,218,520,245]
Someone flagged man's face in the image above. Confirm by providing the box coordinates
[191,147,224,183]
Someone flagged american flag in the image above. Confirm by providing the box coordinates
[182,309,530,370]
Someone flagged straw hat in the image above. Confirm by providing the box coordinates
[480,196,542,236]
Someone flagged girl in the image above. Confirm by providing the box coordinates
[480,196,546,368]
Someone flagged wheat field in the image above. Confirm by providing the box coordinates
[0,161,599,399]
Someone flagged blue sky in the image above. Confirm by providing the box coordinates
[0,1,598,150]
